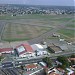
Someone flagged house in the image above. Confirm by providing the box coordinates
[31,44,48,56]
[24,63,44,75]
[66,68,74,75]
[48,72,59,75]
[69,58,75,61]
[25,63,38,71]
[14,44,35,57]
[39,62,47,68]
[56,68,65,73]
[46,68,64,75]
[59,38,65,41]
[0,48,13,54]
[52,33,60,37]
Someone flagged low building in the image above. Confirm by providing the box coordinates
[52,33,60,37]
[46,68,64,75]
[31,44,44,51]
[66,68,74,75]
[25,63,38,71]
[24,63,44,75]
[0,48,13,54]
[48,45,62,53]
[31,44,48,56]
[14,43,35,57]
[59,39,65,41]
[39,62,47,68]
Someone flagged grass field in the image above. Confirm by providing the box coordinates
[66,24,75,28]
[2,23,52,42]
[58,29,75,39]
[0,14,73,20]
[0,14,74,42]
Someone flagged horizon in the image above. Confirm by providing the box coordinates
[0,0,74,6]
[0,4,74,7]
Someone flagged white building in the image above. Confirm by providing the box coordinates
[66,68,74,75]
[31,44,48,56]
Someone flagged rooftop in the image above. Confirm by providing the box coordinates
[16,43,33,55]
[25,63,37,69]
[0,48,13,53]
[48,72,59,75]
[48,45,62,53]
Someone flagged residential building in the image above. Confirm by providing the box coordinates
[0,48,13,54]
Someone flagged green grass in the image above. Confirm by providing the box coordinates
[2,24,53,42]
[72,20,75,22]
[58,29,74,38]
[66,24,75,28]
[47,36,58,39]
[2,38,30,42]
[51,18,72,22]
[0,14,73,21]
[0,14,55,20]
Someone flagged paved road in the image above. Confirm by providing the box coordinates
[11,50,75,66]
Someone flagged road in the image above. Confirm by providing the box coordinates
[11,50,75,66]
[1,49,75,69]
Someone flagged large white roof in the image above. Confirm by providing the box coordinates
[31,44,44,51]
[35,44,43,49]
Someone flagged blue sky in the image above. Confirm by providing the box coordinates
[0,0,74,6]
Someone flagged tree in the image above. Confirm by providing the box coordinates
[43,57,52,68]
[70,54,75,58]
[20,65,24,75]
[70,54,75,65]
[0,56,3,61]
[57,56,70,69]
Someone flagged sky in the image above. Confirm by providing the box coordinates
[0,0,74,6]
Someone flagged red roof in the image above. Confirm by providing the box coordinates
[16,44,33,55]
[56,68,65,72]
[48,72,59,75]
[69,58,75,61]
[70,73,75,75]
[26,64,37,69]
[0,48,13,53]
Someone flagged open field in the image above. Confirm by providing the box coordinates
[66,23,75,28]
[0,14,73,20]
[2,23,52,42]
[57,29,75,41]
[0,14,74,42]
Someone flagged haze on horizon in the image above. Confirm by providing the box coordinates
[0,0,74,6]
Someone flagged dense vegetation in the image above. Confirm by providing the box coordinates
[57,56,70,69]
[43,57,52,68]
